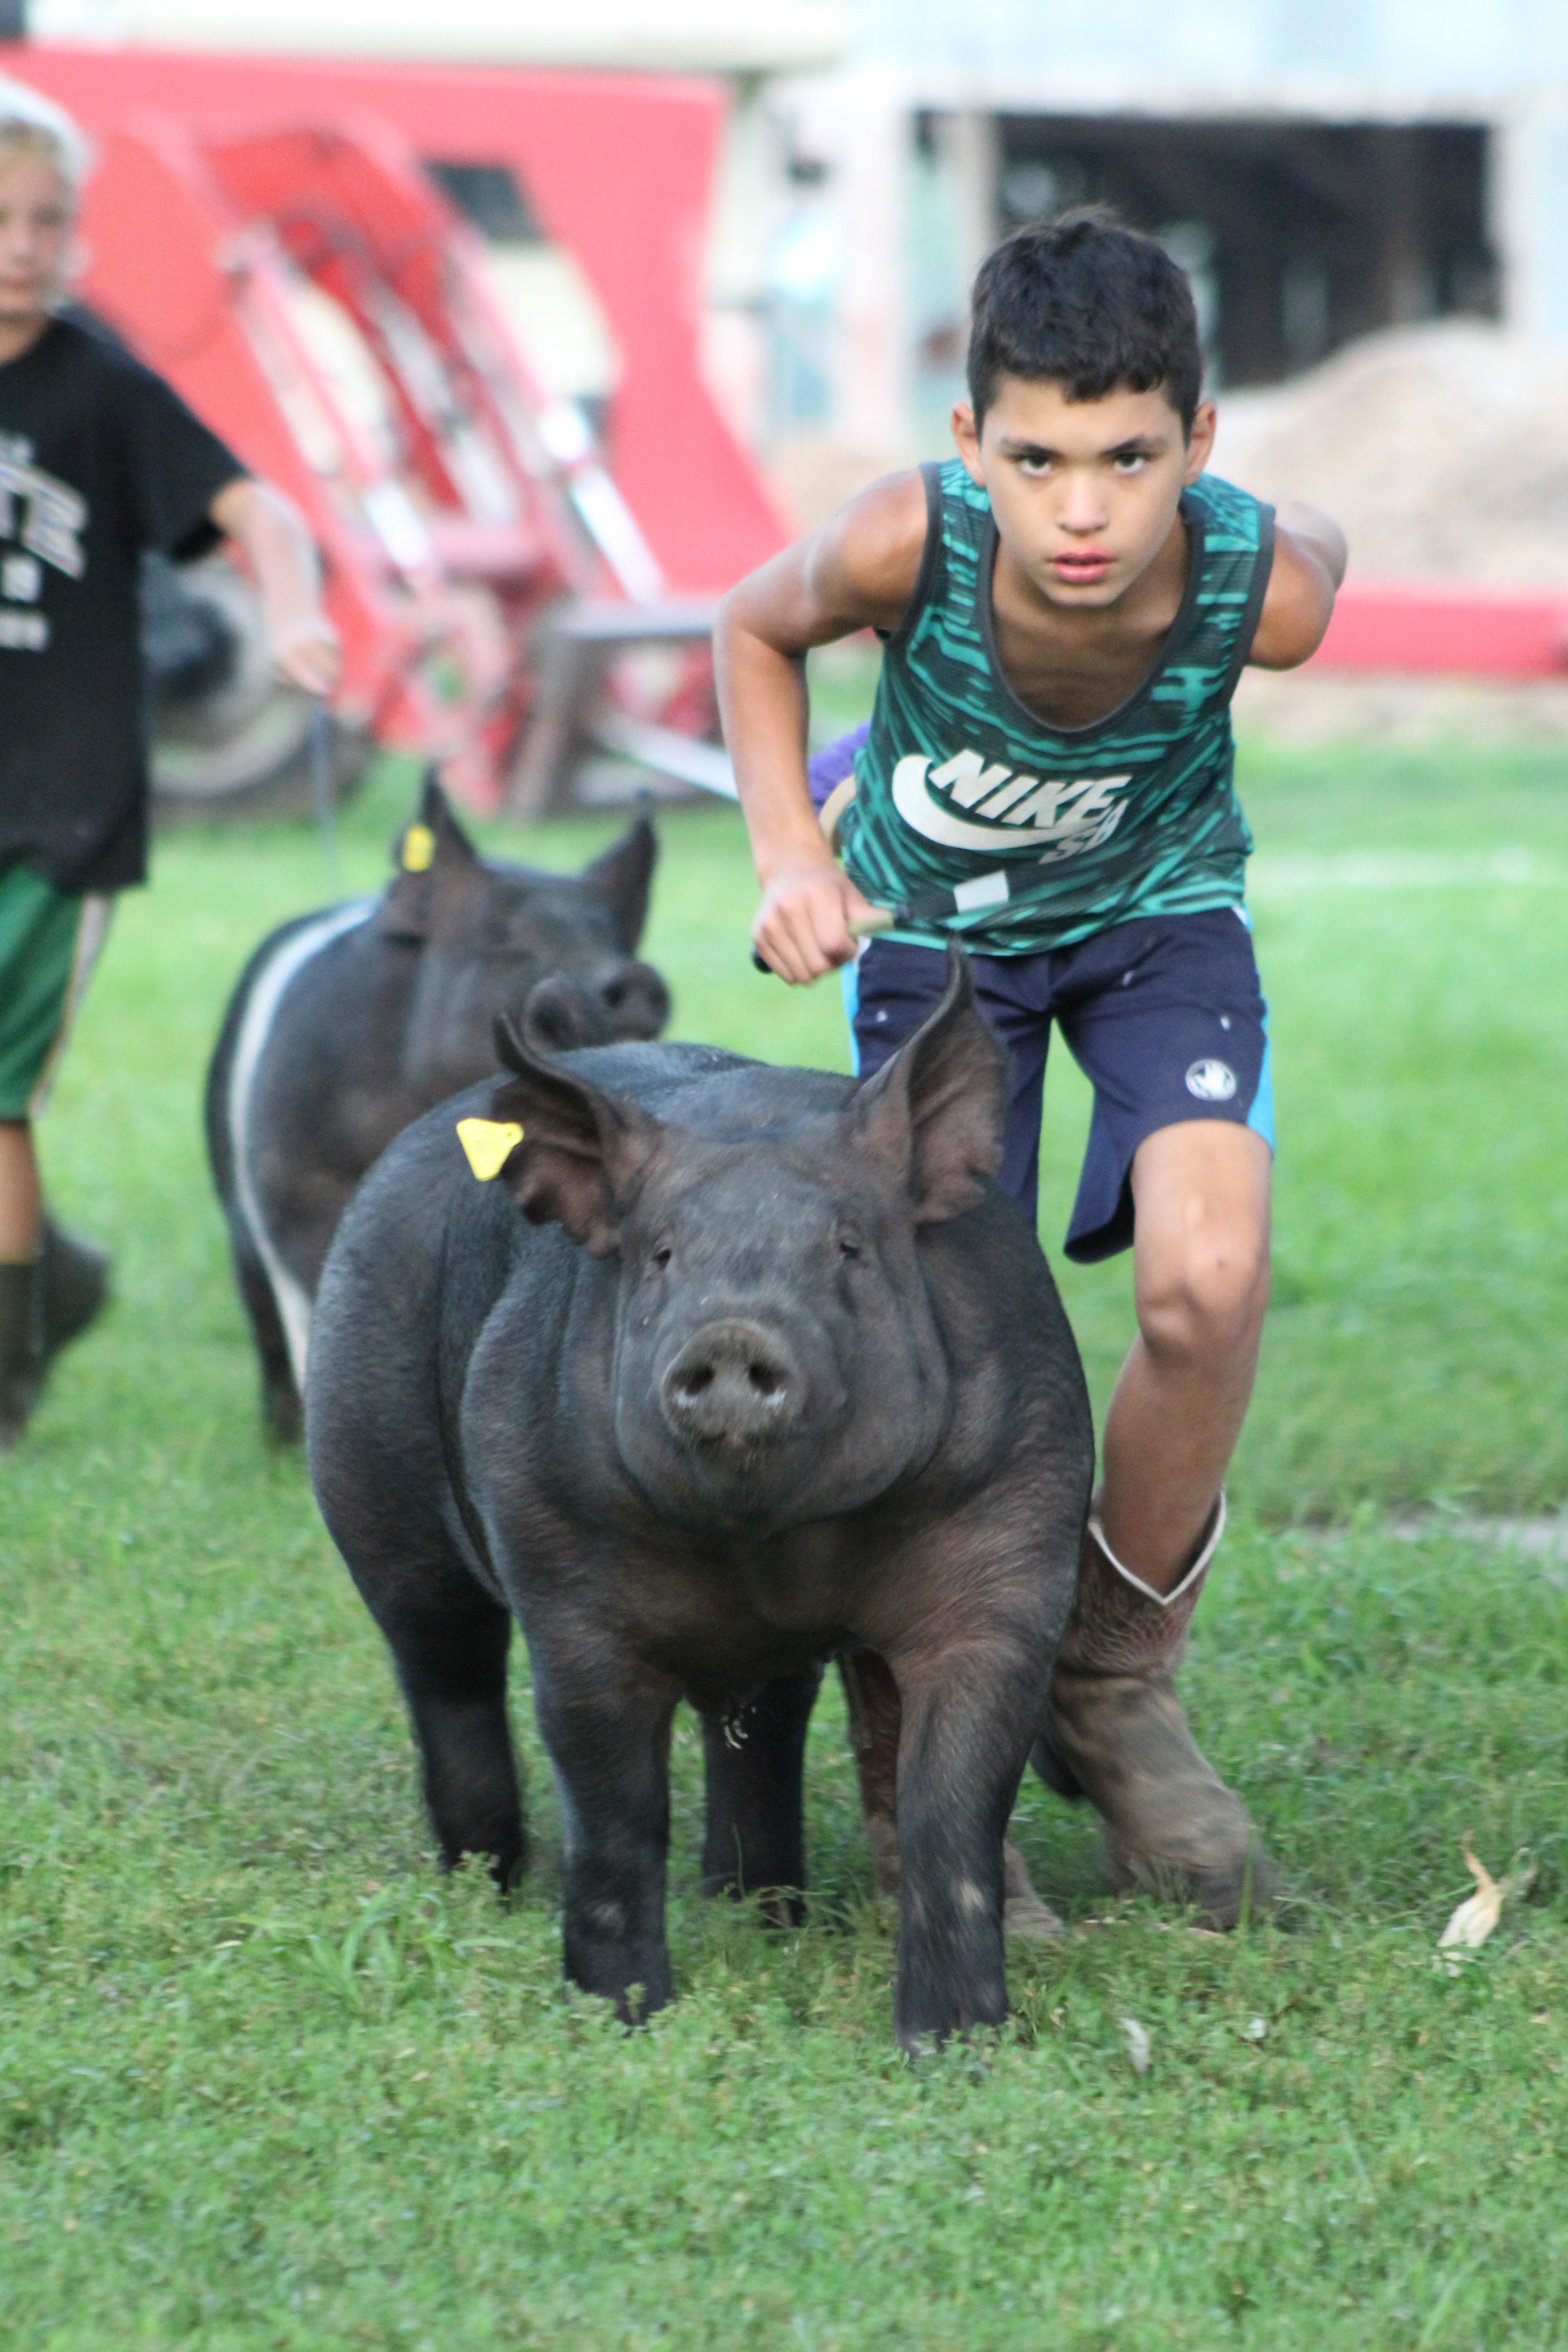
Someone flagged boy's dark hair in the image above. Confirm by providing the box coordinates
[967,210,1203,434]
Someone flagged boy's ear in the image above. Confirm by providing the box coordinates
[378,770,481,942]
[1184,400,1217,481]
[475,1015,662,1257]
[951,400,984,486]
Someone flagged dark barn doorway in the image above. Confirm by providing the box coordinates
[996,117,1498,386]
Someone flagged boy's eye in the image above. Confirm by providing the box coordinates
[1016,455,1053,477]
[1112,453,1151,474]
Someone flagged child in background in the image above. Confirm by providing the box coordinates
[0,79,339,1446]
[716,213,1346,1925]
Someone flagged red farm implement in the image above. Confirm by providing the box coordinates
[4,43,788,813]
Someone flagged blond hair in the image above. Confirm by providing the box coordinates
[0,78,90,196]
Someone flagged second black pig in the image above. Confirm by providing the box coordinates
[206,775,669,1438]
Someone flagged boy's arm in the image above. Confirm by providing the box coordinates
[1246,501,1348,671]
[209,479,341,697]
[715,470,928,984]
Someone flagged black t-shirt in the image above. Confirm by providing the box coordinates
[0,316,244,892]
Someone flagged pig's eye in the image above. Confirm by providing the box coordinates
[837,1231,862,1261]
[651,1241,673,1270]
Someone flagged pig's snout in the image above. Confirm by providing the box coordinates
[660,1321,803,1449]
[598,961,670,1041]
[521,963,670,1054]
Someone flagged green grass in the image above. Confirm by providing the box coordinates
[4,738,1568,2347]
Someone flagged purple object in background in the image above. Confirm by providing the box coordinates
[806,724,869,811]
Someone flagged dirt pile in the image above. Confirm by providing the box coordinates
[1210,323,1568,588]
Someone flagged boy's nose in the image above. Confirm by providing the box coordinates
[1054,477,1109,534]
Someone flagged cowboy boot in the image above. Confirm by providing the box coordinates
[0,1258,45,1449]
[39,1219,110,1359]
[1034,1494,1275,1928]
[840,1650,1063,1941]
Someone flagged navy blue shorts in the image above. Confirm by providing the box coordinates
[843,909,1273,1263]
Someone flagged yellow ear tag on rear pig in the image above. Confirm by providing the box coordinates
[456,1118,524,1181]
[402,823,436,873]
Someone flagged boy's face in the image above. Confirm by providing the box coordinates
[951,374,1216,611]
[0,151,76,329]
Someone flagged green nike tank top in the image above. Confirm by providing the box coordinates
[837,461,1274,955]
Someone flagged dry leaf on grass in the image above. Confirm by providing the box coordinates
[1121,2018,1151,2075]
[1436,1843,1534,1973]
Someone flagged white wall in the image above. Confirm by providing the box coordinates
[848,0,1568,115]
[25,0,849,72]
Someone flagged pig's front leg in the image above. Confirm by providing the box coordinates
[533,1660,679,2023]
[889,1642,1047,2050]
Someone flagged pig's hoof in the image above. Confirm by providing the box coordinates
[1004,1888,1066,1941]
[1002,1838,1064,1940]
[1104,1832,1279,1931]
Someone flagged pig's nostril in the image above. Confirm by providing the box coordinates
[598,965,670,1041]
[662,1321,803,1445]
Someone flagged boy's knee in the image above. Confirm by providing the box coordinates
[1135,1224,1269,1368]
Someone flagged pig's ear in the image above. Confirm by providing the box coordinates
[581,813,656,950]
[849,945,1005,1225]
[378,772,481,942]
[482,1015,662,1256]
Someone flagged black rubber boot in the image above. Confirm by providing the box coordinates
[0,1259,45,1450]
[39,1219,110,1357]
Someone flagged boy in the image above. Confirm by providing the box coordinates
[0,79,339,1446]
[715,213,1346,1924]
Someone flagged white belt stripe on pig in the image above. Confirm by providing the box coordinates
[228,898,376,1395]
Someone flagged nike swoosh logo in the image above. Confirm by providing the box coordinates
[891,755,1131,857]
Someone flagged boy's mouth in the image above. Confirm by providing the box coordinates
[1049,550,1116,586]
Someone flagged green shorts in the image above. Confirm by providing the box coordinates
[0,864,113,1120]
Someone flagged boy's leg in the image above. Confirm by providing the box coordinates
[0,869,113,1443]
[1102,1119,1270,1590]
[1040,910,1275,1923]
[0,1118,47,1446]
[0,1120,44,1261]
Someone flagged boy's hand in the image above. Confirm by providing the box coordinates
[753,850,878,985]
[210,478,341,698]
[270,612,341,698]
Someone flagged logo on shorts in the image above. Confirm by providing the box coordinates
[1185,1058,1237,1102]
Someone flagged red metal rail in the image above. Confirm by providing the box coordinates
[1316,580,1568,678]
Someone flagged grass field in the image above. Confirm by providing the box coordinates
[4,723,1568,2348]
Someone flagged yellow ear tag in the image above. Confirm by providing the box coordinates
[402,823,436,873]
[456,1118,524,1181]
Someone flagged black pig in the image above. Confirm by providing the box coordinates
[206,777,669,1440]
[306,950,1092,2048]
